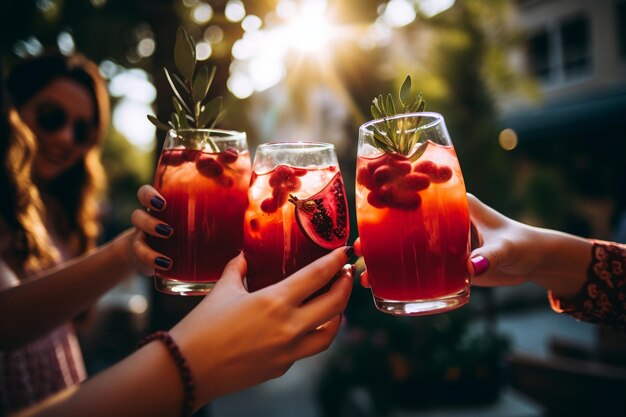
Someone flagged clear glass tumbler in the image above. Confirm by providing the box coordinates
[243,142,350,291]
[150,128,251,295]
[356,112,470,315]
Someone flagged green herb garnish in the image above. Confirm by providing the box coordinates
[370,75,427,161]
[148,26,224,151]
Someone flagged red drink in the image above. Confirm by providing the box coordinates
[243,143,349,291]
[151,129,251,295]
[357,113,470,315]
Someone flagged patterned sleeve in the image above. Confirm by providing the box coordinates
[548,240,626,333]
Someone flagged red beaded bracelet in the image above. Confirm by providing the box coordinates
[139,331,196,417]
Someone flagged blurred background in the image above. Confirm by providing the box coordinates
[1,0,626,416]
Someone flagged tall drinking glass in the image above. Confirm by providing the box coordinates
[243,142,349,291]
[356,112,470,315]
[150,129,251,295]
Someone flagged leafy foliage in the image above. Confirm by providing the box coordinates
[369,75,428,160]
[147,26,224,151]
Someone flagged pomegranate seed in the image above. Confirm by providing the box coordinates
[182,149,198,162]
[196,155,224,177]
[373,166,393,185]
[357,166,376,190]
[413,160,437,176]
[272,187,289,207]
[261,198,278,213]
[160,150,185,166]
[217,147,239,164]
[269,166,296,187]
[431,166,453,183]
[402,173,430,191]
[367,191,386,209]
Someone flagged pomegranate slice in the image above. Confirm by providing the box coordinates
[288,172,349,250]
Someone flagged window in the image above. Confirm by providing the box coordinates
[560,15,592,77]
[526,13,592,84]
[528,30,550,80]
[617,0,626,58]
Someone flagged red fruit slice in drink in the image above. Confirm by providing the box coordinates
[288,173,349,250]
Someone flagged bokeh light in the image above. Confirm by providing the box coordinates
[204,25,224,44]
[192,3,213,24]
[225,0,246,23]
[381,0,416,28]
[196,42,212,60]
[242,15,262,32]
[137,38,155,58]
[108,68,156,151]
[499,128,518,150]
[57,31,75,55]
[420,0,456,18]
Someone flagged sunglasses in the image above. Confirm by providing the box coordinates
[34,102,94,146]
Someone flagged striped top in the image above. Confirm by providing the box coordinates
[0,220,87,414]
[0,322,86,413]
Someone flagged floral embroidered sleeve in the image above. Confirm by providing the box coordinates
[548,240,626,333]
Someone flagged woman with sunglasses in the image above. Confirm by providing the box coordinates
[1,51,112,413]
[1,52,354,416]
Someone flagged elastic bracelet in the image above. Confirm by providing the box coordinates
[139,331,196,417]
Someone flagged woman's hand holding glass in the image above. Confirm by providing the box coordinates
[355,193,591,301]
[131,184,354,406]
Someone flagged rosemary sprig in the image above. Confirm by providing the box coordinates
[370,75,428,161]
[148,26,225,152]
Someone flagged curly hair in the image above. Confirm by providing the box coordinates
[5,51,109,263]
[0,107,59,274]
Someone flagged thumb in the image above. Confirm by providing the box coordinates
[467,244,502,278]
[213,252,248,291]
[359,270,371,288]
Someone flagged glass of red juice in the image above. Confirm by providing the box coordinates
[150,129,251,295]
[356,112,470,315]
[243,142,349,292]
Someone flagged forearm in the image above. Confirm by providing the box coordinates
[527,227,592,299]
[0,229,137,350]
[548,240,626,332]
[15,340,185,417]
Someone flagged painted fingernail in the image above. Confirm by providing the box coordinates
[155,223,173,237]
[350,264,356,276]
[470,255,489,276]
[150,196,165,210]
[155,256,172,269]
[344,246,355,259]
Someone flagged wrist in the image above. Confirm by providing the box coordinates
[109,229,135,270]
[139,331,196,417]
[528,228,591,299]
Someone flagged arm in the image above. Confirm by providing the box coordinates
[352,200,591,298]
[466,194,626,331]
[547,240,626,332]
[15,247,354,417]
[465,193,591,298]
[0,230,138,350]
[0,187,171,351]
